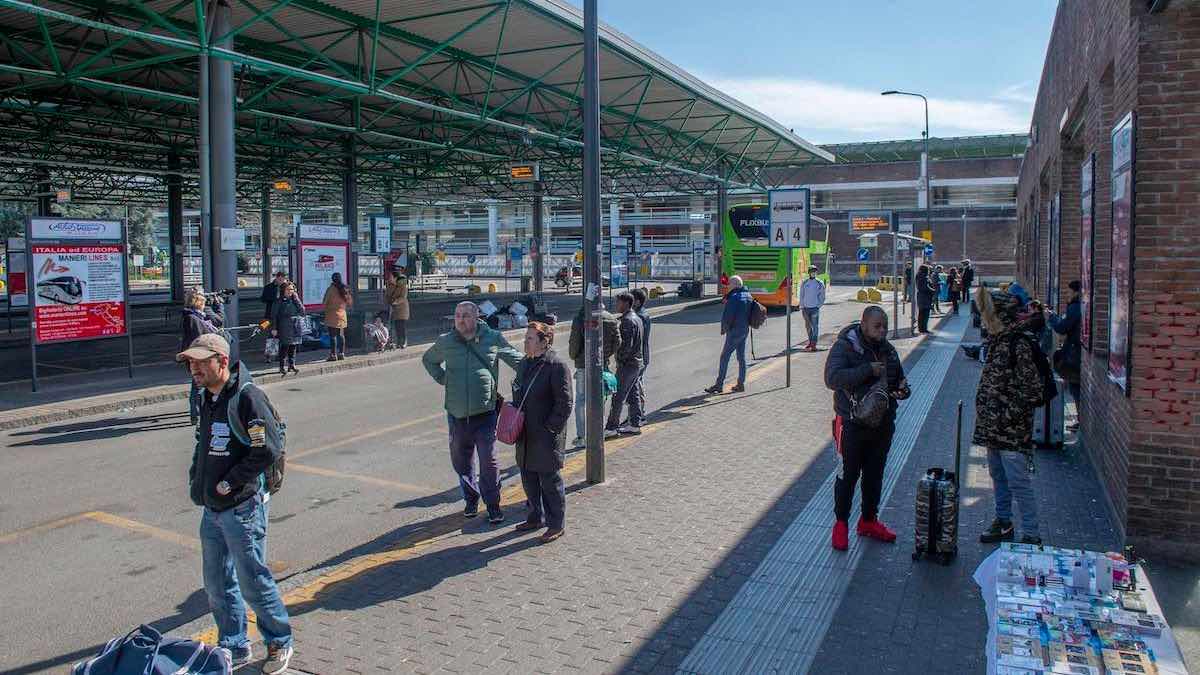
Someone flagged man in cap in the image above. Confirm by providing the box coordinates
[178,334,293,674]
[800,264,827,352]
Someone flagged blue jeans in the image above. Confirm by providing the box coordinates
[715,334,747,387]
[987,449,1040,538]
[448,411,501,510]
[802,307,820,344]
[199,492,292,651]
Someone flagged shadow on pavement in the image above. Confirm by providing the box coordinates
[7,412,193,447]
[392,465,521,510]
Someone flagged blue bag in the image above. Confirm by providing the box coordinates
[73,625,230,675]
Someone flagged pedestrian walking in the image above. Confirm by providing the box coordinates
[903,262,913,303]
[947,268,961,315]
[960,259,975,303]
[605,292,644,437]
[705,275,753,394]
[322,272,352,361]
[422,301,523,523]
[260,271,286,321]
[384,271,409,348]
[975,288,1048,545]
[269,282,304,375]
[512,321,572,544]
[824,306,910,551]
[567,299,621,447]
[177,334,293,674]
[181,287,226,425]
[630,287,652,428]
[800,264,826,351]
[932,265,945,314]
[915,265,935,333]
[1049,280,1083,430]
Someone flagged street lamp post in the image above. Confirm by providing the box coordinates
[882,90,930,336]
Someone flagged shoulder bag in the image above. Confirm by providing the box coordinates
[497,361,546,445]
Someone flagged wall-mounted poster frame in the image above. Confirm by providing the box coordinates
[1080,153,1095,351]
[1108,112,1135,393]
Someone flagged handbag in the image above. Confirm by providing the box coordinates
[848,379,891,428]
[264,337,280,359]
[497,361,546,444]
[601,370,618,397]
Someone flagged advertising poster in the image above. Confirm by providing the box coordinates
[1048,192,1060,310]
[298,241,349,310]
[6,239,28,307]
[507,245,524,278]
[30,243,127,343]
[1080,154,1095,351]
[610,237,629,289]
[1109,112,1135,392]
[691,239,706,283]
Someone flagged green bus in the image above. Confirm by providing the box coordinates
[718,202,831,307]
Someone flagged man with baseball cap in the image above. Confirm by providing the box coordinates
[178,334,294,673]
[800,264,826,352]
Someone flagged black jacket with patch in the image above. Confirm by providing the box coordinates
[189,362,284,511]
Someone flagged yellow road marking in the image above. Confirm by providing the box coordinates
[288,412,444,460]
[0,511,199,551]
[287,463,436,492]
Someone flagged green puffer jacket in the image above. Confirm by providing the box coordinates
[422,320,524,418]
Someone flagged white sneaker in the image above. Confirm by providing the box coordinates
[617,424,642,435]
[571,436,585,447]
[604,428,620,439]
[261,644,293,674]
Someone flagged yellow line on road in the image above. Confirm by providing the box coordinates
[0,512,93,545]
[287,463,437,492]
[0,510,199,551]
[288,412,444,460]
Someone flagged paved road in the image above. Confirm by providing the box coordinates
[0,288,864,674]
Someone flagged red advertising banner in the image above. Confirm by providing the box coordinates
[30,243,128,343]
[1108,112,1135,392]
[1080,153,1095,351]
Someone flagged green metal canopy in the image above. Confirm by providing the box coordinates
[0,0,833,206]
[817,134,1029,164]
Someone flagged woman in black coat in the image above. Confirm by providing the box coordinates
[270,282,305,375]
[915,265,936,334]
[511,321,573,543]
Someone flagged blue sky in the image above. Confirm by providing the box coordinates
[590,0,1059,144]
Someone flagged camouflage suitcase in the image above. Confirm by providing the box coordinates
[913,401,963,565]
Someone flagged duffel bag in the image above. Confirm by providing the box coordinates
[73,625,231,675]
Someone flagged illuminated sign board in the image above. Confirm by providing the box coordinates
[273,179,294,192]
[508,163,540,182]
[848,210,895,234]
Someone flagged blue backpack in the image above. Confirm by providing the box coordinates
[73,625,230,675]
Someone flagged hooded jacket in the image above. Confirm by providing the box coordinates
[824,322,905,423]
[179,304,224,352]
[721,287,753,339]
[568,306,621,371]
[614,309,644,368]
[973,290,1047,454]
[422,319,524,418]
[189,362,284,511]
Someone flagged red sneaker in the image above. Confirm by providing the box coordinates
[831,520,849,551]
[857,518,897,543]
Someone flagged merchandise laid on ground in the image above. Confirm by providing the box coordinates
[976,543,1188,675]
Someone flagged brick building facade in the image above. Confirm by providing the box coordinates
[765,140,1024,283]
[1016,0,1200,561]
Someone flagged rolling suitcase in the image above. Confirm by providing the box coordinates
[1032,375,1066,449]
[913,401,963,565]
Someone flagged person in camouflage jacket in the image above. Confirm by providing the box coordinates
[974,288,1046,546]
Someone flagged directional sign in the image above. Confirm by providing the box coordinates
[857,247,871,261]
[467,254,477,264]
[924,244,935,257]
[767,188,810,248]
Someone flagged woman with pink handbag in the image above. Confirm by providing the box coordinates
[506,321,573,543]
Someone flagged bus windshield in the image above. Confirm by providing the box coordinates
[727,205,771,246]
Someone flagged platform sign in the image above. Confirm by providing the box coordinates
[767,188,810,248]
[26,217,133,391]
[296,224,349,310]
[848,210,894,234]
[370,216,392,254]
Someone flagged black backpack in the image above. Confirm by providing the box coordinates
[1007,333,1057,407]
[227,380,287,494]
[749,300,768,329]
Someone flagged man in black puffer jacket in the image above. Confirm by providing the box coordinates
[605,292,643,437]
[824,306,910,552]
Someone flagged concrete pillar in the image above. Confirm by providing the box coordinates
[260,186,272,286]
[487,203,499,255]
[167,153,184,302]
[343,136,359,291]
[208,0,239,360]
[533,184,544,291]
[35,167,52,216]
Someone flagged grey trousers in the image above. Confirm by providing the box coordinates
[605,362,643,430]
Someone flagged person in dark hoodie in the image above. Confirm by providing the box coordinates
[824,306,910,551]
[181,287,226,425]
[705,275,753,394]
[1049,280,1083,429]
[605,292,644,438]
[974,287,1047,545]
[178,333,293,674]
[629,287,652,429]
[567,298,621,447]
[915,264,936,334]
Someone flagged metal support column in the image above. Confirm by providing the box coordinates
[583,0,604,484]
[167,153,185,302]
[487,203,499,256]
[198,21,213,291]
[533,183,544,292]
[716,182,728,281]
[208,0,239,361]
[343,136,359,291]
[261,186,272,286]
[35,167,52,216]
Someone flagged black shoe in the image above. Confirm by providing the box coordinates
[337,353,346,361]
[979,519,1015,543]
[288,365,299,374]
[731,384,745,393]
[487,509,505,525]
[704,385,722,394]
[326,355,338,362]
[1019,534,1042,546]
[277,369,286,376]
[463,503,479,519]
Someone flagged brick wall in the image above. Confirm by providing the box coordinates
[1017,0,1200,560]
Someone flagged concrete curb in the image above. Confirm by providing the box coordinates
[0,297,721,432]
